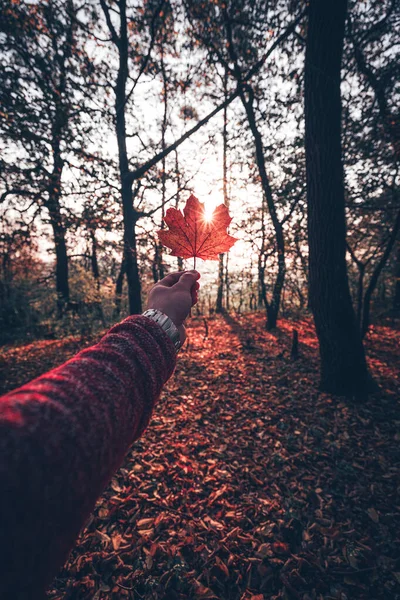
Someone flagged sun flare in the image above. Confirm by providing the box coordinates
[203,198,219,222]
[203,212,214,223]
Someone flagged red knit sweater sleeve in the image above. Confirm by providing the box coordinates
[0,315,176,600]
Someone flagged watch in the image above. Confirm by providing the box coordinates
[142,309,181,352]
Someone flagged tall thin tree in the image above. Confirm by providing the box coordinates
[216,71,229,313]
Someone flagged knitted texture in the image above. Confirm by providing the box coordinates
[0,315,176,599]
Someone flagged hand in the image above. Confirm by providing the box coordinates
[147,270,200,345]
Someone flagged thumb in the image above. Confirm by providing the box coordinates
[175,270,200,290]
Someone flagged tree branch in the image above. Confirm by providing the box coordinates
[126,8,308,184]
[280,188,305,226]
[100,0,120,47]
[124,0,166,107]
[0,189,41,204]
[348,13,399,158]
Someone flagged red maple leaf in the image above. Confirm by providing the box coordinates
[158,194,237,263]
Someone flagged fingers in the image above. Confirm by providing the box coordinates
[158,270,200,288]
[191,280,200,306]
[175,270,200,291]
[157,271,184,287]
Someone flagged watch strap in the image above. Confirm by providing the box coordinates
[142,309,181,352]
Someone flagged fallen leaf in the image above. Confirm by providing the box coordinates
[367,508,379,523]
[112,533,123,551]
[193,580,218,598]
[137,517,155,529]
[271,541,290,555]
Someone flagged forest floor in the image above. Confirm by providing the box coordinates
[1,314,399,600]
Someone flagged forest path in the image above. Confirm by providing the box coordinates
[1,315,399,599]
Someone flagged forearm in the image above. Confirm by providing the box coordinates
[0,315,176,599]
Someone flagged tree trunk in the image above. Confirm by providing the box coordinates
[257,270,264,307]
[114,258,125,319]
[156,44,168,282]
[46,0,73,317]
[114,0,142,314]
[225,252,230,311]
[89,229,106,326]
[152,242,159,283]
[291,329,299,360]
[241,90,285,330]
[266,303,278,330]
[49,209,69,312]
[304,0,370,395]
[123,201,142,314]
[393,243,400,314]
[223,10,285,329]
[296,284,305,310]
[216,71,229,313]
[249,293,256,311]
[90,229,100,290]
[46,159,69,316]
[294,230,309,309]
[356,265,365,328]
[216,255,224,313]
[361,208,400,336]
[174,150,184,271]
[47,103,69,314]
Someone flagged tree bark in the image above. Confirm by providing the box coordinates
[225,252,230,311]
[155,43,168,282]
[114,0,142,314]
[356,266,365,328]
[46,144,69,316]
[223,9,285,329]
[123,199,141,314]
[216,255,224,312]
[346,242,365,329]
[88,229,106,326]
[152,242,159,284]
[294,229,309,309]
[291,329,299,360]
[304,0,370,395]
[90,230,100,290]
[361,208,400,336]
[174,150,184,271]
[393,243,400,314]
[216,71,229,313]
[243,89,285,330]
[47,201,69,313]
[46,4,74,316]
[114,258,126,319]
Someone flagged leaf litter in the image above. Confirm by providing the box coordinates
[1,314,399,599]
